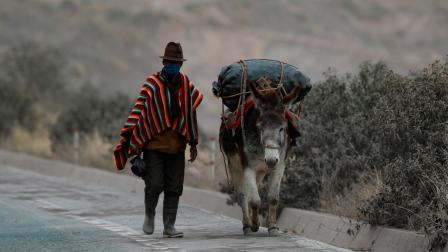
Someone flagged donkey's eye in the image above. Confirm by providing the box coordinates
[279,128,284,133]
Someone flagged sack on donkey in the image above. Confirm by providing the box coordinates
[212,59,312,111]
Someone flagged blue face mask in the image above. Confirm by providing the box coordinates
[163,64,181,78]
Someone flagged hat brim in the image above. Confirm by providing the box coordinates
[160,56,187,62]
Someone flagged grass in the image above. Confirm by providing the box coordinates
[1,126,115,171]
[1,126,52,158]
[0,124,227,191]
[319,170,383,219]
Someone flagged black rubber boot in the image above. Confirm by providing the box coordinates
[162,193,183,238]
[143,192,159,235]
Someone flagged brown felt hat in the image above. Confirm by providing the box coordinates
[159,42,186,62]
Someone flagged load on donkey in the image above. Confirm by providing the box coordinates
[212,59,312,236]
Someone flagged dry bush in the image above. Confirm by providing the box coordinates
[78,130,114,169]
[52,129,115,170]
[1,126,52,157]
[320,170,383,219]
[0,102,55,157]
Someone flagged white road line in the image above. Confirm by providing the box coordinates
[32,199,186,252]
[291,235,353,252]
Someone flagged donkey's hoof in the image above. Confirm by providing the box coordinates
[243,226,251,235]
[250,225,259,232]
[268,227,280,237]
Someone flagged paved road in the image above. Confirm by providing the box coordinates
[0,165,351,252]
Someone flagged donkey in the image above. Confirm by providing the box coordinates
[219,81,302,236]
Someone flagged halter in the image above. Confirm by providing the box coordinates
[264,145,282,150]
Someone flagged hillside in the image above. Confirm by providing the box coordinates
[1,0,447,134]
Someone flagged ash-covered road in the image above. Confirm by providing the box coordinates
[0,165,351,252]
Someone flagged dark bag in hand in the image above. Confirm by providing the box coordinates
[130,155,147,177]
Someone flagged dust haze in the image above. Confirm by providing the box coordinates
[1,0,447,135]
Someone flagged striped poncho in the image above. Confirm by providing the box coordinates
[113,72,203,170]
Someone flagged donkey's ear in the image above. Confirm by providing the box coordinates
[248,80,264,101]
[282,86,302,105]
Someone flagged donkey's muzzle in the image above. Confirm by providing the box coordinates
[265,158,279,169]
[264,147,280,169]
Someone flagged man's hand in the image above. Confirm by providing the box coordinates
[188,145,197,162]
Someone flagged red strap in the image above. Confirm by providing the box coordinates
[224,99,255,129]
[225,99,300,130]
[285,110,299,129]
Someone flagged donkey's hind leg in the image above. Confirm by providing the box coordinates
[226,153,251,235]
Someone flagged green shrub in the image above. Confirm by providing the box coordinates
[360,60,448,249]
[281,59,447,248]
[0,42,66,106]
[282,62,391,208]
[0,79,36,136]
[49,84,132,149]
[0,42,66,136]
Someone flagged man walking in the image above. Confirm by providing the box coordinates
[114,42,203,238]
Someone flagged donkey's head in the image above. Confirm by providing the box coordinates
[248,81,301,169]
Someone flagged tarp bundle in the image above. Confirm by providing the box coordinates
[212,59,312,111]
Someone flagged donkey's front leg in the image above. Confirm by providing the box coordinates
[266,164,286,236]
[243,167,261,234]
[239,190,251,235]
